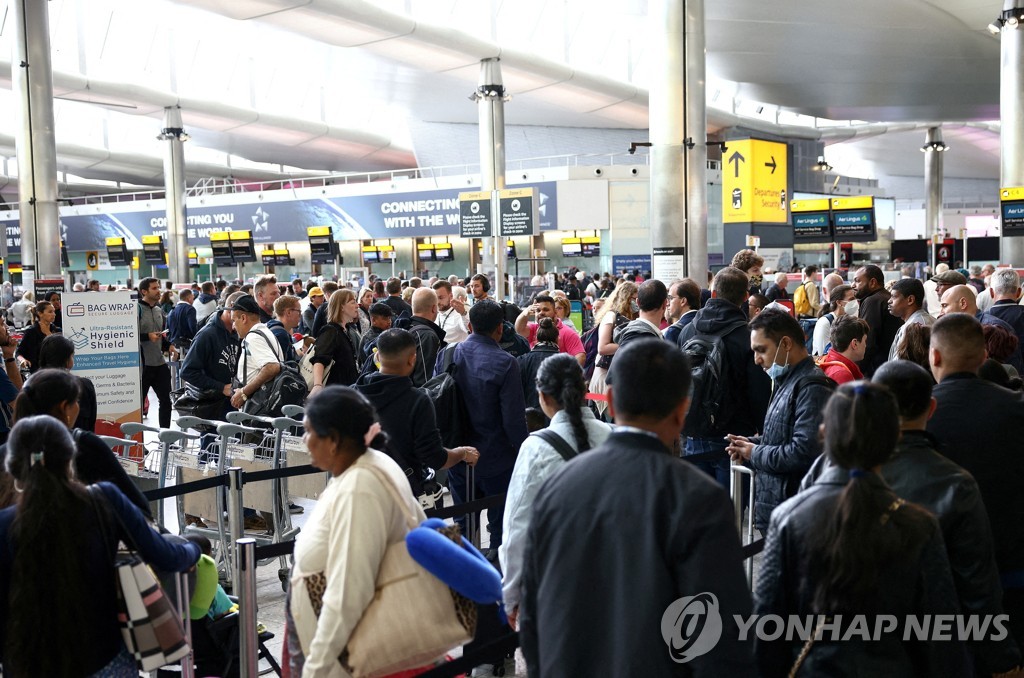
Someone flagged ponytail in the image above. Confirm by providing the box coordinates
[535,354,590,451]
[14,369,81,422]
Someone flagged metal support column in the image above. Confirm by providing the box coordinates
[227,466,244,593]
[475,58,507,300]
[923,127,945,270]
[237,538,259,677]
[159,106,190,284]
[1001,3,1024,265]
[684,0,709,286]
[12,0,62,278]
[649,0,687,283]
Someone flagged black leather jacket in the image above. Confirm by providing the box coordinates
[747,356,834,532]
[801,431,1021,673]
[756,466,967,677]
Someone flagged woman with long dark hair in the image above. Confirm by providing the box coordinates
[0,415,200,676]
[287,386,426,676]
[499,353,613,630]
[38,334,97,431]
[15,301,59,373]
[755,382,963,676]
[0,369,151,517]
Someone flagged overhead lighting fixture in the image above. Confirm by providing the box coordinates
[920,141,949,152]
[814,156,833,172]
[989,20,1004,34]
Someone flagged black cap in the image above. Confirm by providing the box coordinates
[226,294,261,315]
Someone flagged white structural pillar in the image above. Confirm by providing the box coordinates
[1001,2,1024,265]
[12,0,62,278]
[649,0,686,283]
[923,127,945,269]
[160,106,190,283]
[684,0,709,287]
[476,58,507,300]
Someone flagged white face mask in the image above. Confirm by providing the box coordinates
[844,300,860,317]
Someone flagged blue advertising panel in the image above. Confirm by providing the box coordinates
[612,255,652,274]
[1,181,559,254]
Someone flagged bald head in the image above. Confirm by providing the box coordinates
[930,313,986,381]
[411,287,439,320]
[823,273,844,302]
[938,284,977,318]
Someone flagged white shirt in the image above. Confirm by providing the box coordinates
[889,308,935,361]
[236,324,282,386]
[436,306,469,344]
[812,312,836,357]
[292,449,425,678]
[499,409,612,612]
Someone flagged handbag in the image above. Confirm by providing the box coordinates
[88,486,192,671]
[298,339,333,391]
[290,464,475,678]
[172,383,225,421]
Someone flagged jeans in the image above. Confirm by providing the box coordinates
[446,464,513,550]
[141,363,173,428]
[683,437,733,490]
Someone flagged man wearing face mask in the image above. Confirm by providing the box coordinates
[852,264,903,376]
[725,309,834,533]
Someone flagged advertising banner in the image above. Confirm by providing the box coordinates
[0,181,559,254]
[64,292,142,456]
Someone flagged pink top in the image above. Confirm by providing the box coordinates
[526,318,586,357]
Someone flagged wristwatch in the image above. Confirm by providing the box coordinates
[3,357,14,364]
[240,392,248,402]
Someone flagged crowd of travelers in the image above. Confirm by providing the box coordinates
[1,254,1024,676]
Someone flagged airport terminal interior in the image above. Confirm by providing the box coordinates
[2,0,1024,676]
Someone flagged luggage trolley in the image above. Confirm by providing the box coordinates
[98,430,163,519]
[122,422,203,528]
[730,464,757,586]
[174,415,276,585]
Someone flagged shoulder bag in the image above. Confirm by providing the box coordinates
[290,463,475,678]
[87,486,191,671]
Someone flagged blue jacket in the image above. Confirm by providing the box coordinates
[748,356,834,531]
[167,301,197,345]
[436,333,528,478]
[266,319,298,363]
[181,313,240,392]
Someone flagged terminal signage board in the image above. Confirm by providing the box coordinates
[307,226,337,264]
[141,235,166,264]
[210,231,234,265]
[459,191,492,238]
[830,196,877,242]
[722,139,789,224]
[229,230,257,263]
[791,198,833,242]
[498,188,538,237]
[105,237,130,266]
[1000,187,1024,236]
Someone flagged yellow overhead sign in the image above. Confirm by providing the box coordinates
[141,235,162,244]
[229,230,252,241]
[830,196,874,210]
[1001,187,1024,201]
[307,226,331,237]
[722,139,789,224]
[791,198,831,213]
[105,236,126,246]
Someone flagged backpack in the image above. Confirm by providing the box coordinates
[613,319,660,350]
[595,312,631,370]
[793,281,813,317]
[420,344,470,448]
[814,356,849,385]
[581,326,601,381]
[531,428,580,462]
[241,329,309,417]
[499,321,531,358]
[680,318,749,438]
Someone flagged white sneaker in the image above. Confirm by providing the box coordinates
[470,665,494,678]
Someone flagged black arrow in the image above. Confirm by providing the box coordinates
[728,151,745,178]
[764,156,777,174]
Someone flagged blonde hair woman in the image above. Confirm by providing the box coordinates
[310,289,361,392]
[588,280,639,417]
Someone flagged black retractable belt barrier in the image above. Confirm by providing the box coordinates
[418,632,519,678]
[742,538,765,560]
[242,464,322,484]
[425,493,506,521]
[143,473,229,501]
[255,540,296,561]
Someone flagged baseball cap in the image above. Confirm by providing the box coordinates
[226,294,261,315]
[930,270,967,286]
[574,271,585,281]
[308,286,324,297]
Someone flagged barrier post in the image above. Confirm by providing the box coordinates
[731,464,756,585]
[237,537,259,678]
[227,466,245,592]
[176,570,195,678]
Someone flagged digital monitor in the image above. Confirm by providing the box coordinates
[506,241,517,260]
[362,247,380,263]
[434,244,454,262]
[142,240,166,264]
[211,239,234,265]
[1002,201,1024,235]
[581,237,601,257]
[417,244,436,262]
[561,238,582,257]
[229,239,257,263]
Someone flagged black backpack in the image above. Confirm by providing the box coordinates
[680,319,749,438]
[242,330,309,417]
[419,344,470,448]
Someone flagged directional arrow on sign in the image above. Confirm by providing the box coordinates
[764,156,777,174]
[728,151,746,178]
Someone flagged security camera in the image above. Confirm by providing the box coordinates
[594,168,603,176]
[630,167,639,176]
[522,173,528,180]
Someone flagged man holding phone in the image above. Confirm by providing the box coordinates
[514,293,586,366]
[138,277,174,427]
